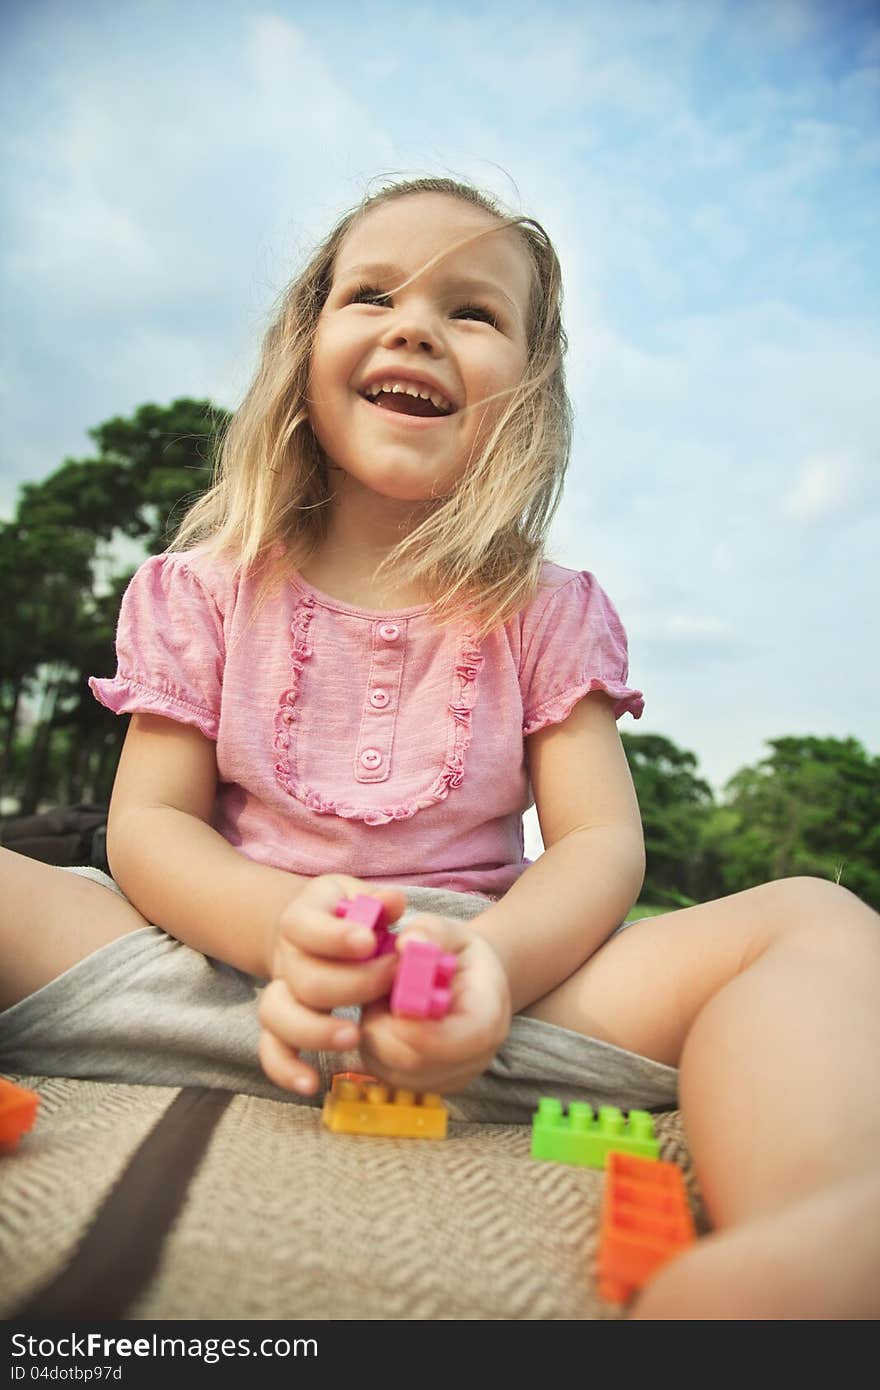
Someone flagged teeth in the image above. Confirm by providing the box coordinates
[364,379,453,412]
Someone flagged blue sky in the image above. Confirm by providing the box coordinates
[1,0,878,838]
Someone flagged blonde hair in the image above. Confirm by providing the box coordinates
[169,176,572,637]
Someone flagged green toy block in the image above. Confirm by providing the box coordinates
[530,1097,660,1169]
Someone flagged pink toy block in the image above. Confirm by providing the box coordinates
[334,894,396,957]
[390,940,457,1019]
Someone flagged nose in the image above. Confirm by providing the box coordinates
[379,299,442,355]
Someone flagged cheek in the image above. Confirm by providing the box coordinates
[327,313,368,361]
[471,353,526,419]
[478,331,526,385]
[305,349,339,437]
[309,322,353,392]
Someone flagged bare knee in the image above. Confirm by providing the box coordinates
[744,875,879,966]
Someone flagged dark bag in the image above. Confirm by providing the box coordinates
[0,803,109,873]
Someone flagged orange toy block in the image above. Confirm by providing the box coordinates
[598,1151,696,1303]
[322,1074,448,1138]
[0,1076,39,1154]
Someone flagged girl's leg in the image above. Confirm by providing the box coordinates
[0,847,150,1011]
[523,876,880,1317]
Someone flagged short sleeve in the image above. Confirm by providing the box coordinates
[88,552,225,740]
[520,571,644,736]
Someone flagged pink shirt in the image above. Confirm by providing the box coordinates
[89,549,643,899]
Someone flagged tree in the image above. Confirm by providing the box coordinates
[620,732,715,906]
[0,518,96,800]
[712,736,880,909]
[85,399,224,552]
[1,399,226,811]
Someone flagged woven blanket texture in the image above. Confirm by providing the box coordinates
[0,1076,707,1321]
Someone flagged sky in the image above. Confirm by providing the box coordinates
[1,0,878,851]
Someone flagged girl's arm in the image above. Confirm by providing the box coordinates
[470,692,646,1014]
[106,713,308,978]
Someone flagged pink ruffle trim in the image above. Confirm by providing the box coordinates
[273,596,483,825]
[522,677,644,736]
[88,675,220,740]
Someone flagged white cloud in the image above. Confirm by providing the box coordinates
[783,455,872,524]
[435,13,601,112]
[690,203,750,262]
[245,14,372,145]
[7,176,162,284]
[862,27,880,63]
[759,0,822,45]
[633,613,738,655]
[576,55,683,116]
[2,14,396,318]
[712,541,735,575]
[664,615,732,641]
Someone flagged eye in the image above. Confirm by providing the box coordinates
[348,284,391,307]
[345,284,502,330]
[451,303,500,328]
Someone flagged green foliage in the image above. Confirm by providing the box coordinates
[712,736,880,908]
[621,732,879,913]
[1,399,228,811]
[86,400,223,550]
[620,732,713,907]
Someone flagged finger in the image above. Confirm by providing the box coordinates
[358,1026,424,1079]
[394,914,473,956]
[301,954,397,1011]
[303,875,408,925]
[360,1004,451,1072]
[276,902,378,962]
[362,1001,496,1068]
[279,884,407,961]
[335,882,408,922]
[277,951,398,1011]
[259,978,361,1052]
[257,1028,320,1096]
[358,1019,484,1096]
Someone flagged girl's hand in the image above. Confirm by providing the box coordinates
[257,874,406,1096]
[359,915,512,1095]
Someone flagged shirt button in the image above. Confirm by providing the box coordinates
[369,689,389,709]
[360,748,383,770]
[378,623,400,642]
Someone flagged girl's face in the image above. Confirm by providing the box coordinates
[307,193,533,504]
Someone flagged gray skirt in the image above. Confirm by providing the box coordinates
[0,867,678,1123]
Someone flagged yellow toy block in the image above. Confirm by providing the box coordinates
[322,1074,448,1138]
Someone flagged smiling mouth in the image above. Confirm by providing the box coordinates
[360,384,455,418]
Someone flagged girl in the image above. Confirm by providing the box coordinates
[1,177,878,1319]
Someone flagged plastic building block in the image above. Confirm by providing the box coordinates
[333,896,457,1019]
[332,1071,380,1087]
[530,1097,659,1168]
[598,1151,696,1302]
[334,894,395,957]
[322,1074,448,1138]
[390,939,457,1019]
[0,1076,39,1154]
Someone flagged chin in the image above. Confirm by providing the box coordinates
[347,466,456,504]
[378,483,449,505]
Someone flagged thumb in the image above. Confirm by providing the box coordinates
[395,914,472,957]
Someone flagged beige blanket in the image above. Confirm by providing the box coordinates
[0,1076,707,1320]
